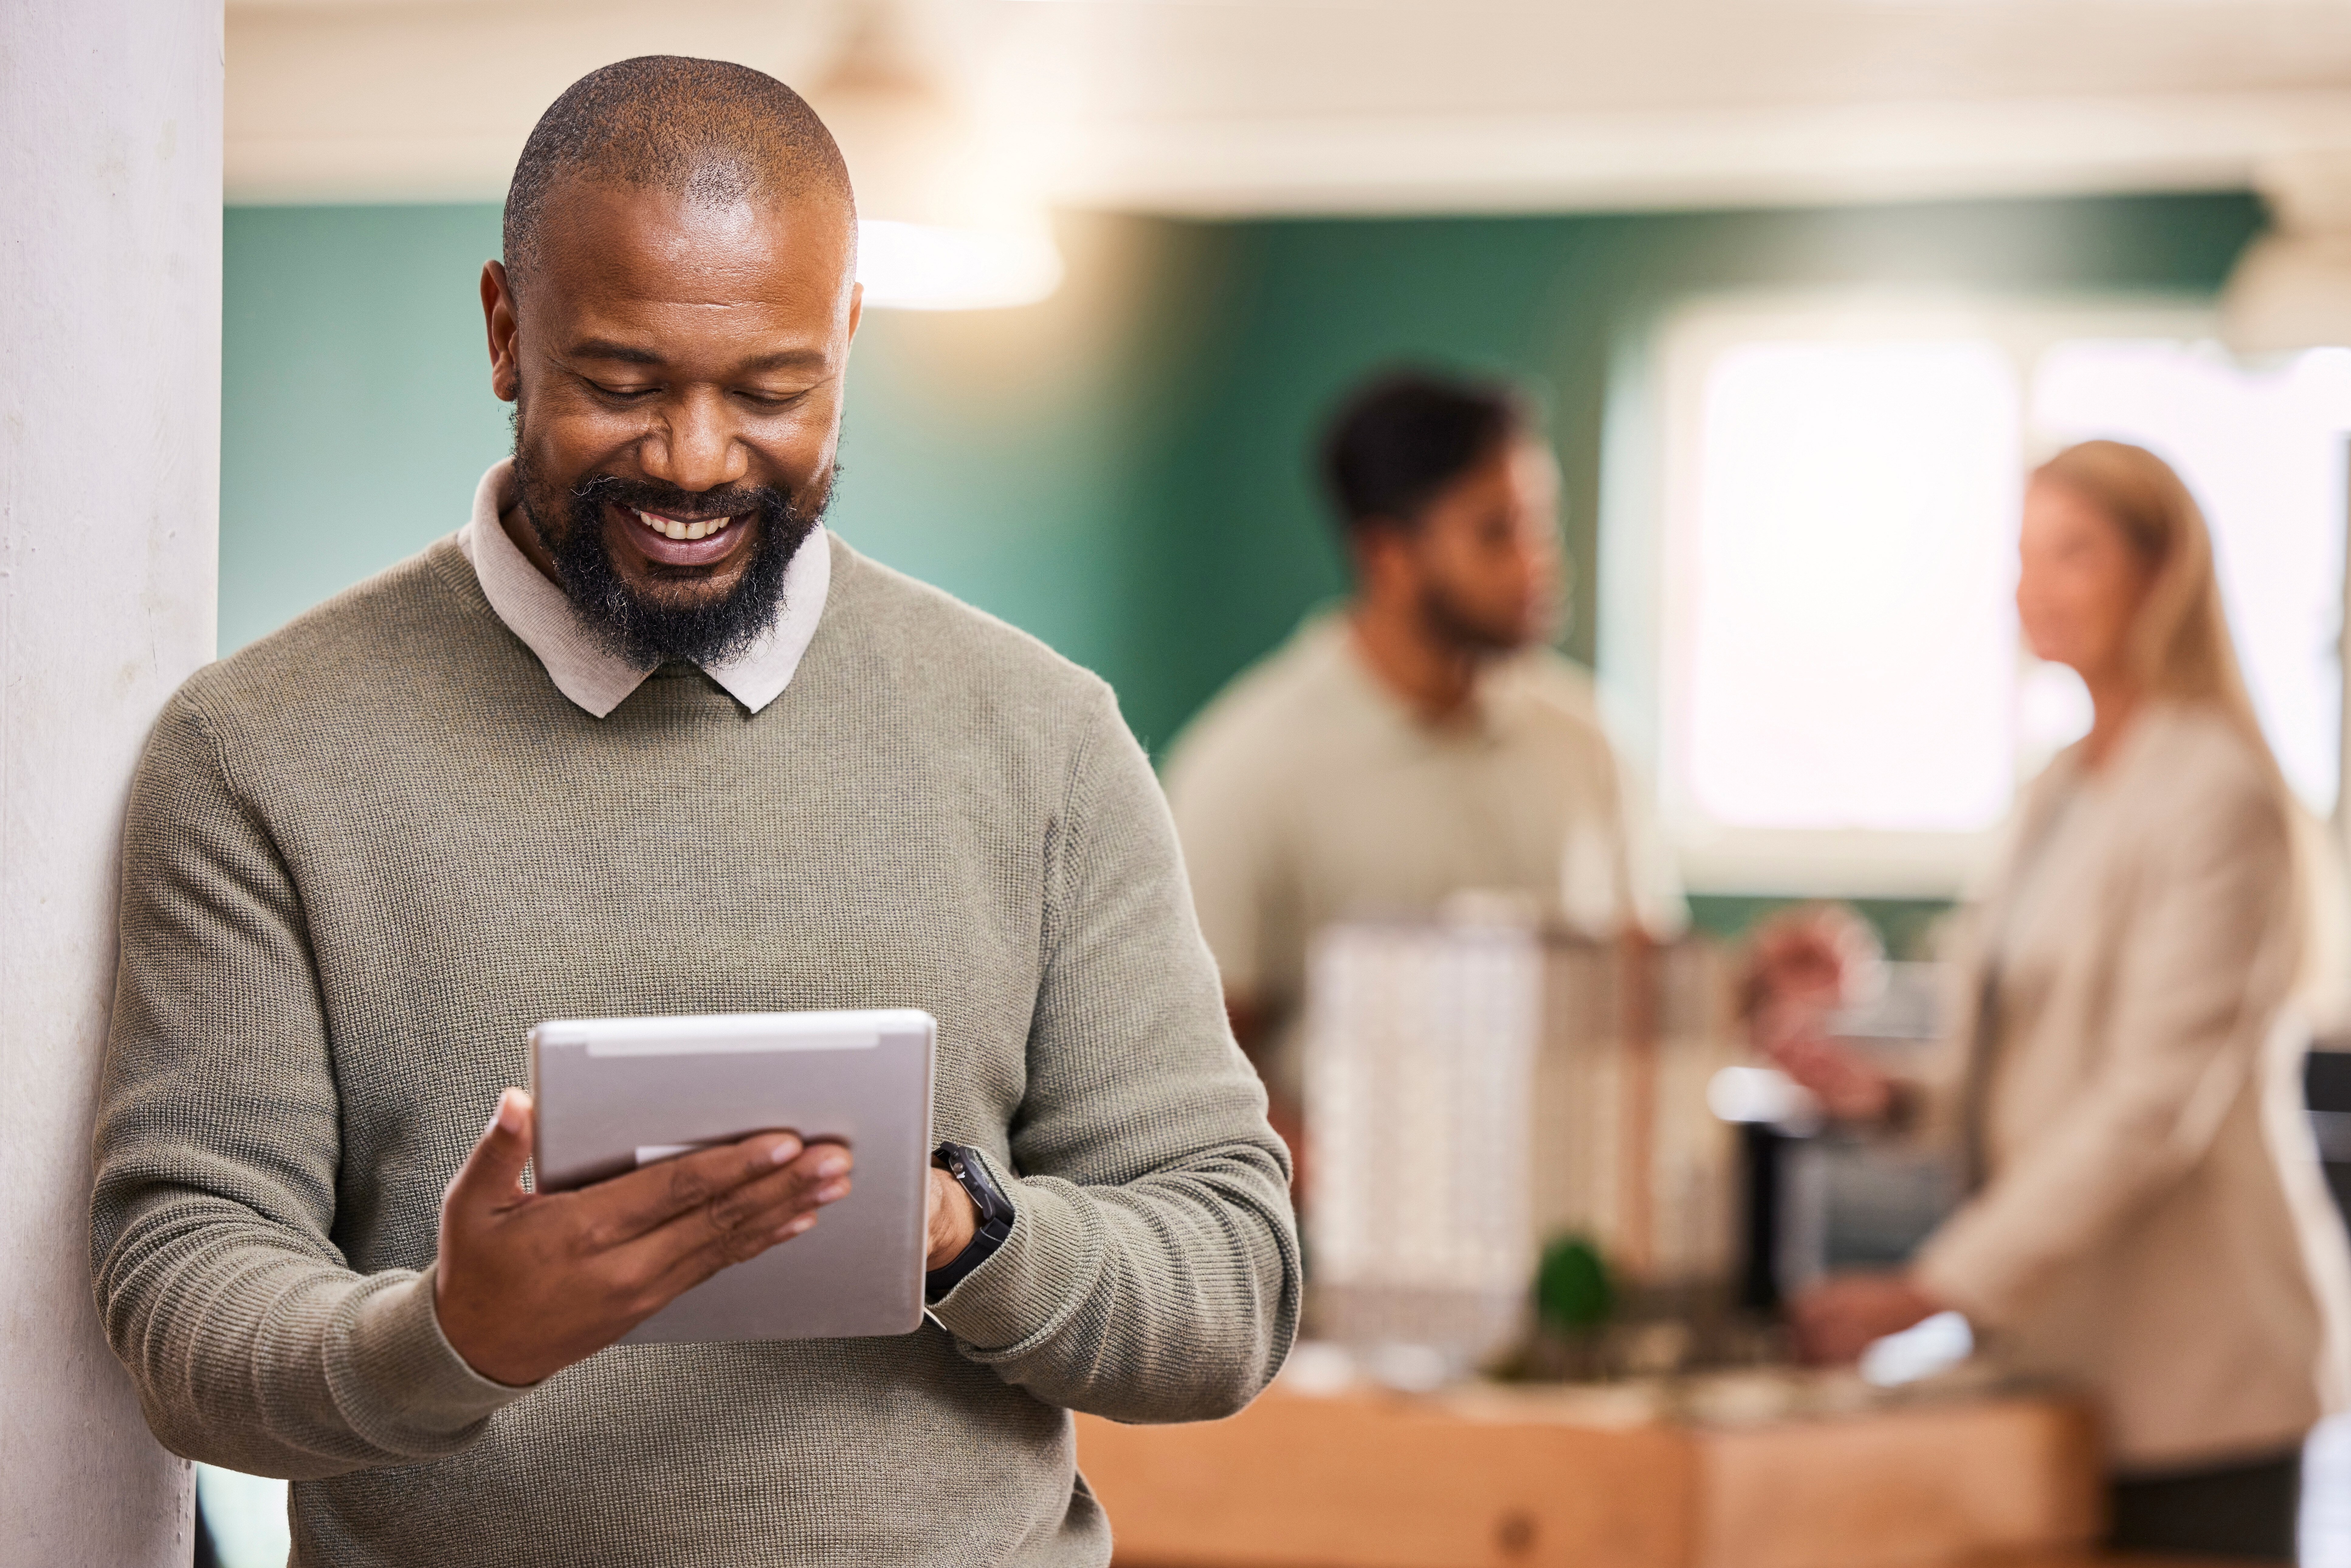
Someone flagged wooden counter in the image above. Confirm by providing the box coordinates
[1076,1380,2103,1568]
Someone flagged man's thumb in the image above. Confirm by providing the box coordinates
[447,1088,533,1210]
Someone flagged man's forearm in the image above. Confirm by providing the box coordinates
[93,1196,522,1478]
[924,1140,1301,1424]
[948,686,1302,1420]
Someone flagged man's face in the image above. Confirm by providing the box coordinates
[483,180,862,663]
[1384,438,1564,655]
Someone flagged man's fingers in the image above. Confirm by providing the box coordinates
[444,1088,534,1214]
[663,1143,849,1254]
[609,1145,853,1304]
[697,1145,852,1237]
[582,1130,811,1241]
[640,1201,826,1312]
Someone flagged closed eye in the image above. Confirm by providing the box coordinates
[736,388,812,410]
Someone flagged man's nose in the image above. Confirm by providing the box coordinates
[643,390,750,493]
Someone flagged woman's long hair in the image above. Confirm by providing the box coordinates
[2034,440,2268,751]
[2033,439,2337,1000]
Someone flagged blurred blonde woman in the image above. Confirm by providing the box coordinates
[1752,440,2351,1559]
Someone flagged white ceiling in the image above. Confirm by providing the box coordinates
[227,0,2351,215]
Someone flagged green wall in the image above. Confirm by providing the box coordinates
[224,206,512,658]
[223,191,2266,762]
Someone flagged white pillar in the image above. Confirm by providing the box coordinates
[1,2,222,1562]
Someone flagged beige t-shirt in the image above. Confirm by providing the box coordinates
[1162,614,1685,1098]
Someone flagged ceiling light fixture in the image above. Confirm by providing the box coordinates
[809,2,1064,312]
[2222,150,2351,356]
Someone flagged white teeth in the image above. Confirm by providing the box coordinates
[633,507,734,544]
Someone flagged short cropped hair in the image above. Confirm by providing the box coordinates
[1319,370,1530,537]
[504,56,854,296]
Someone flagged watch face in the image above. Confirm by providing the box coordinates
[939,1143,1012,1223]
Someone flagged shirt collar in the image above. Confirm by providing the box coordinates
[456,459,830,718]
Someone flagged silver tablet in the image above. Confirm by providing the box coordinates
[529,1008,937,1345]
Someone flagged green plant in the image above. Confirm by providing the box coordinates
[1535,1234,1613,1332]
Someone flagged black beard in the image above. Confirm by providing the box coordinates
[511,451,824,669]
[1417,576,1527,658]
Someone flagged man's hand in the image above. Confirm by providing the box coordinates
[1789,1273,1941,1364]
[924,1165,979,1273]
[435,1088,853,1386]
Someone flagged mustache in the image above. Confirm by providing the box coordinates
[570,472,792,526]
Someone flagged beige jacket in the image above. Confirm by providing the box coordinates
[1911,703,2351,1471]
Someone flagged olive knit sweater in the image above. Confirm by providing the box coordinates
[88,531,1299,1566]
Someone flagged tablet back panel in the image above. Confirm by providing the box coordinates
[529,1009,936,1344]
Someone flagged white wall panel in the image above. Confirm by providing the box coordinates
[0,1,222,1560]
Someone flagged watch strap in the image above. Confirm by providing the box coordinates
[926,1143,1015,1302]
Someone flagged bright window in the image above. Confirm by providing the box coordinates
[1633,297,2350,895]
[1687,339,2019,833]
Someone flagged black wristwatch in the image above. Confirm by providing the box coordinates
[926,1141,1016,1302]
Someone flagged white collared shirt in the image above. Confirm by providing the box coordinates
[456,459,830,718]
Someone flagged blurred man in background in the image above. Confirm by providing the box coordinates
[1164,369,1683,1153]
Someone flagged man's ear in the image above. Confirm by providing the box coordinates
[482,260,521,404]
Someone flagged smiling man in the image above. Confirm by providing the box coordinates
[89,57,1298,1566]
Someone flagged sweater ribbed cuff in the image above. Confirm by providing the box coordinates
[925,1151,1102,1357]
[332,1264,532,1445]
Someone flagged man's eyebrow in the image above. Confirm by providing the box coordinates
[561,341,831,375]
[566,339,662,366]
[737,348,831,373]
